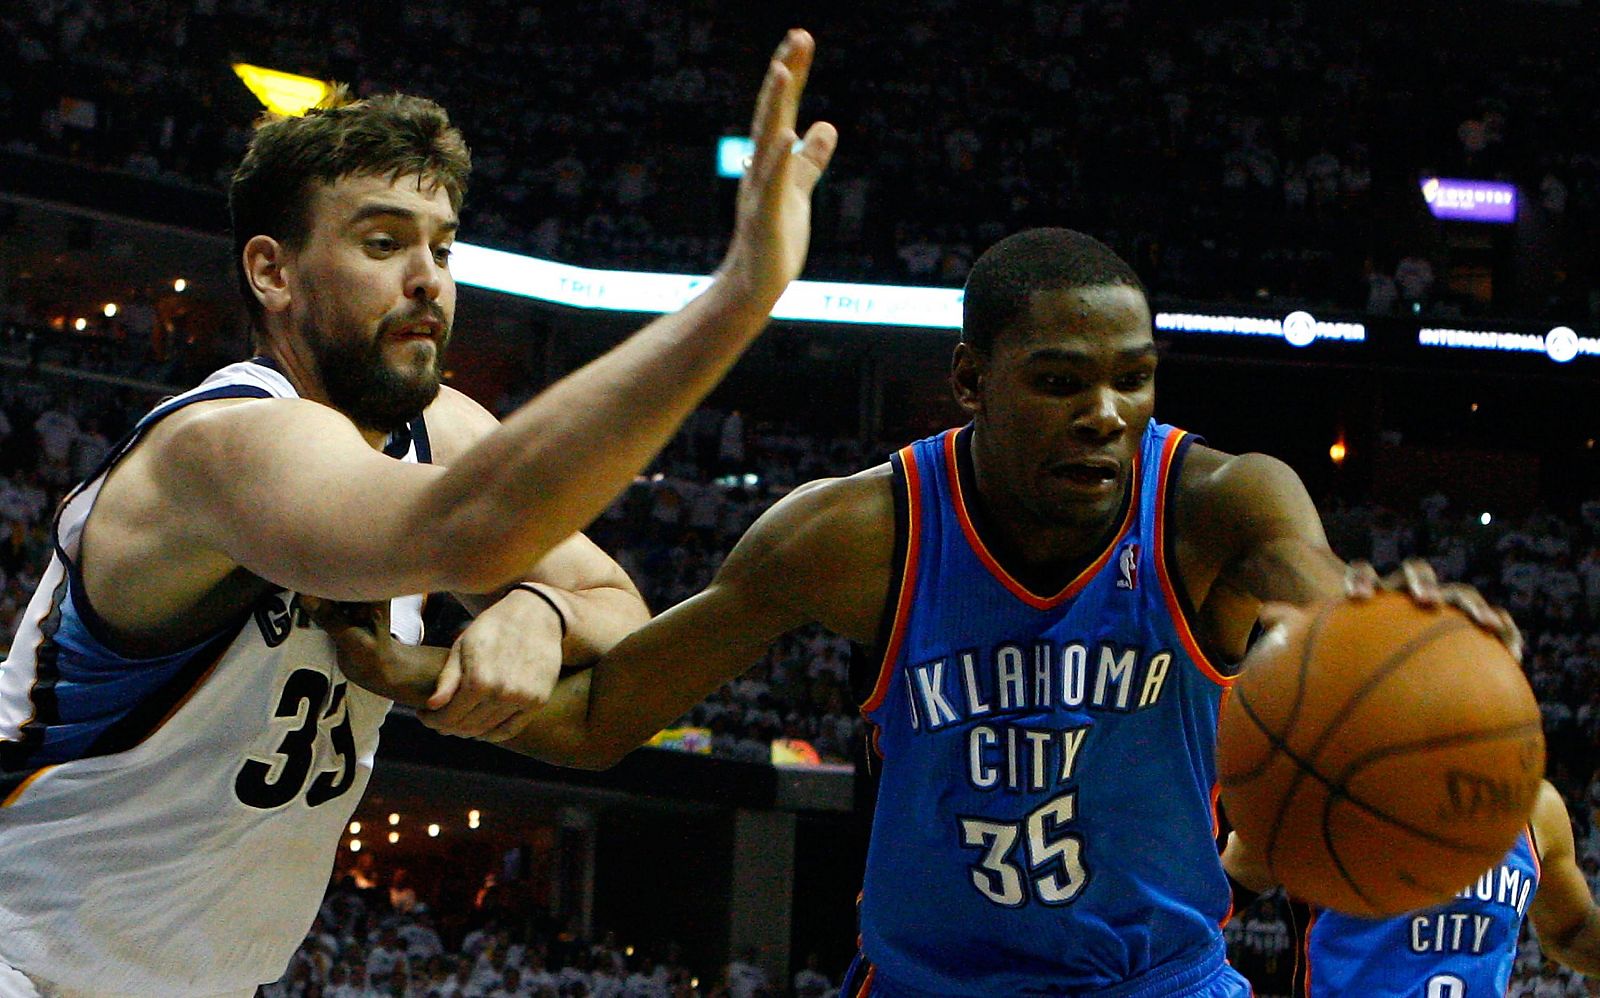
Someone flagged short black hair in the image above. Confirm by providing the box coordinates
[961,228,1147,353]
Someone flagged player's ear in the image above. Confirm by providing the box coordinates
[243,235,291,317]
[951,342,985,416]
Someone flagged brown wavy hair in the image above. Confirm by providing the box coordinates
[228,86,471,334]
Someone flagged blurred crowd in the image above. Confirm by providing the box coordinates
[5,0,1600,322]
[257,873,830,998]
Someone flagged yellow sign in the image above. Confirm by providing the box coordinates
[232,63,331,117]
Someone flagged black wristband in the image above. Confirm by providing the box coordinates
[511,582,568,639]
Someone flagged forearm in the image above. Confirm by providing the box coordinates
[506,590,788,769]
[1232,536,1347,607]
[524,583,652,665]
[424,287,774,590]
[341,640,448,709]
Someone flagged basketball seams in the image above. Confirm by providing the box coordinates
[1297,613,1476,764]
[1255,603,1338,879]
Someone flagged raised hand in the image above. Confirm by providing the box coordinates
[718,29,839,309]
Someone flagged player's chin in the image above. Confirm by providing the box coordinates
[384,334,439,366]
[1036,479,1123,525]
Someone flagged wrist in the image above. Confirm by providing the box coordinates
[509,582,569,640]
[701,261,782,325]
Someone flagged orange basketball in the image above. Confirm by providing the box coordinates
[1216,592,1544,917]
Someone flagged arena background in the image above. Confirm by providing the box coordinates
[3,0,1600,994]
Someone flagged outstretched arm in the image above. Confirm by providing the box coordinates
[1181,448,1518,662]
[319,470,895,767]
[1529,781,1600,975]
[155,31,837,603]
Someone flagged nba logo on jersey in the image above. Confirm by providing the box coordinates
[1117,543,1139,590]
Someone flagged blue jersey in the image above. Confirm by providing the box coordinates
[1301,831,1540,998]
[855,422,1238,997]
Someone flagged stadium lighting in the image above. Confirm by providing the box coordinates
[73,317,87,331]
[427,824,440,838]
[387,831,399,844]
[1328,441,1346,465]
[349,839,361,852]
[450,241,964,329]
[173,278,187,293]
[232,63,331,117]
[348,821,361,834]
[388,812,399,825]
[1480,512,1493,526]
[102,303,117,318]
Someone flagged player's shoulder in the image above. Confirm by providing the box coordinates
[755,463,896,548]
[416,385,498,460]
[1175,444,1310,521]
[137,393,337,464]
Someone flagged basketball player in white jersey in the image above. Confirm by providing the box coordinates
[0,30,835,997]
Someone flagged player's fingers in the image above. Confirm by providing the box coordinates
[424,647,464,713]
[1397,559,1442,605]
[1343,560,1379,599]
[747,40,792,146]
[1438,582,1499,629]
[438,702,521,740]
[479,710,539,745]
[773,29,815,133]
[790,121,838,195]
[745,30,797,132]
[750,87,796,189]
[1496,607,1525,663]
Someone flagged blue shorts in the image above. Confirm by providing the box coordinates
[839,942,1253,998]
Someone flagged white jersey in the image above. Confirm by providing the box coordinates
[0,360,426,995]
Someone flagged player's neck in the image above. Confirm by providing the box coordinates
[964,429,1129,586]
[258,339,389,450]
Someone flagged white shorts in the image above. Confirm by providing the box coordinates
[0,961,35,998]
[0,960,251,998]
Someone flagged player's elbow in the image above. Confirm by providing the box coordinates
[538,742,631,772]
[1540,911,1600,976]
[565,731,636,771]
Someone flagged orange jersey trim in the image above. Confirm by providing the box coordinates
[862,444,923,714]
[1300,907,1318,998]
[1151,429,1230,687]
[855,966,876,998]
[1,765,55,808]
[944,429,1138,609]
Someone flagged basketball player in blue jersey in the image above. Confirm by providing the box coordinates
[321,227,1519,998]
[0,31,836,998]
[1222,779,1600,996]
